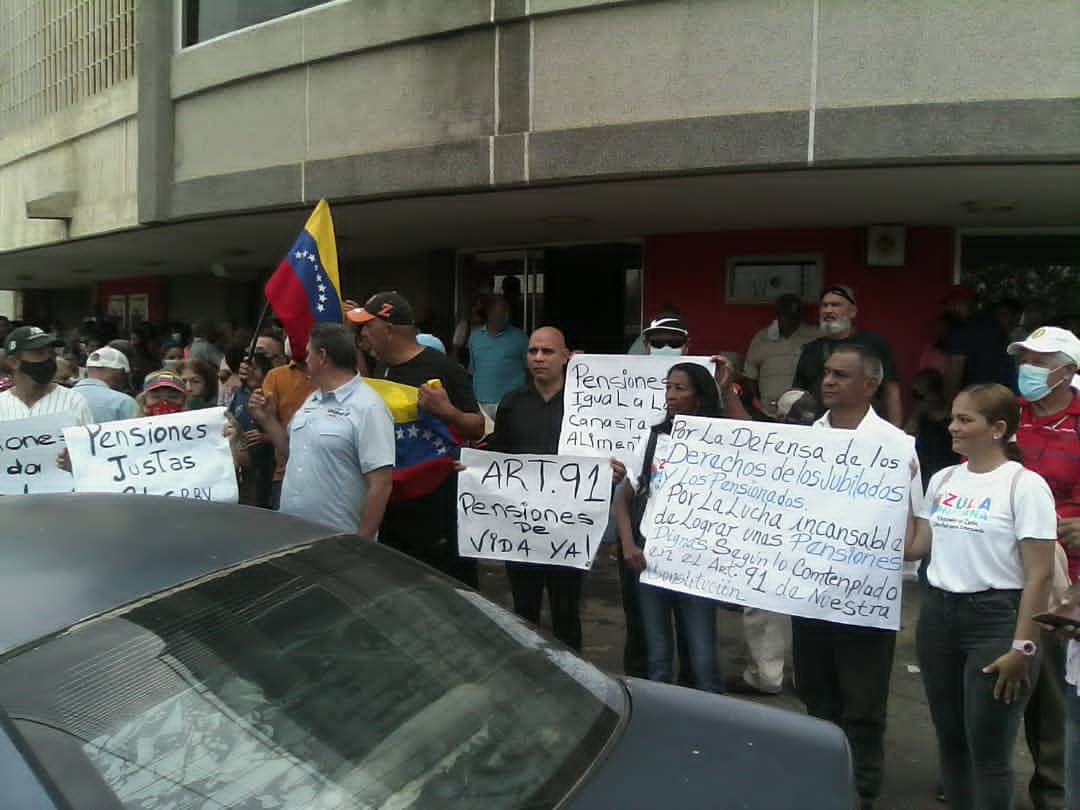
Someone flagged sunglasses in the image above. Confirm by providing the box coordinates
[648,338,686,349]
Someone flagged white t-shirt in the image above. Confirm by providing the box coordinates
[918,461,1057,593]
[0,385,93,425]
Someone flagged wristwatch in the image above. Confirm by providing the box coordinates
[1011,639,1038,656]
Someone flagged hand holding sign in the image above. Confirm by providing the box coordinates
[458,448,612,570]
[639,415,916,630]
[64,407,239,503]
[0,413,76,495]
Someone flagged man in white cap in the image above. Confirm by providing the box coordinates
[1007,325,1080,810]
[72,346,138,423]
[0,326,92,424]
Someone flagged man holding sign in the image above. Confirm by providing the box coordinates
[485,327,624,650]
[796,343,921,810]
[0,327,92,426]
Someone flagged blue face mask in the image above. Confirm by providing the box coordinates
[1017,363,1063,402]
[650,345,683,358]
[491,316,510,331]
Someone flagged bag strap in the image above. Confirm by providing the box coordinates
[638,429,661,494]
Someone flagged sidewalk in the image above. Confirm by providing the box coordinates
[477,553,1040,810]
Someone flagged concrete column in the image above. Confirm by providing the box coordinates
[136,0,175,223]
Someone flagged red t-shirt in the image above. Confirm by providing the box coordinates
[1017,390,1080,582]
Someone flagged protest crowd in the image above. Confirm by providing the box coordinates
[4,241,1080,810]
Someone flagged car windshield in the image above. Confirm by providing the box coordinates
[0,537,623,810]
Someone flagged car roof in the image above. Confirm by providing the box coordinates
[0,494,334,657]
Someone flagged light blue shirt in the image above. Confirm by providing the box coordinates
[72,378,137,423]
[468,325,527,404]
[279,375,396,534]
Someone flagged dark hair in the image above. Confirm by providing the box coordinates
[958,383,1022,462]
[177,357,219,404]
[638,362,721,499]
[830,342,884,386]
[224,345,247,376]
[912,367,945,400]
[657,362,722,429]
[309,323,357,371]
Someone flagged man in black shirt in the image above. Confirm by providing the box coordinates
[794,285,902,426]
[487,326,624,650]
[348,292,485,586]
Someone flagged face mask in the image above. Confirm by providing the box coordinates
[188,396,207,410]
[20,357,56,386]
[145,400,184,417]
[1017,364,1064,402]
[163,359,181,371]
[491,316,510,331]
[650,346,683,357]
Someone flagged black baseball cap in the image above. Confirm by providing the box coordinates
[6,326,63,354]
[346,291,415,326]
[642,312,689,337]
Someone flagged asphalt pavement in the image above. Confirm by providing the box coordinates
[477,553,1040,810]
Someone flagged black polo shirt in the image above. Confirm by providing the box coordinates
[487,383,564,455]
[793,330,898,413]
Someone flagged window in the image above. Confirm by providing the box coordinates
[1,537,623,809]
[182,0,337,46]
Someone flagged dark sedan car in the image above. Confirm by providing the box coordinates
[0,495,854,809]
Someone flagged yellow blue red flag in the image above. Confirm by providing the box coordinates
[364,377,459,503]
[265,199,343,354]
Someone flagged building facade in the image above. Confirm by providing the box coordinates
[0,0,1077,375]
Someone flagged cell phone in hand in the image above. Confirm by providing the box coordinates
[1033,607,1080,629]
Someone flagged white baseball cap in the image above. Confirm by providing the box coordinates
[1007,326,1080,367]
[86,346,130,372]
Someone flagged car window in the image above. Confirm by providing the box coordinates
[0,538,623,810]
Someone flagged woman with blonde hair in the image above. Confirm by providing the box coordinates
[906,383,1057,810]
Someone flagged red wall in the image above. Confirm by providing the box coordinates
[97,277,165,323]
[643,227,955,389]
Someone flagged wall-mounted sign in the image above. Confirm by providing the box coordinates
[725,256,822,305]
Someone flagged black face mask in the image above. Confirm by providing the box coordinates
[20,357,57,386]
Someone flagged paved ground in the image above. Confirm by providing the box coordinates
[476,553,1040,810]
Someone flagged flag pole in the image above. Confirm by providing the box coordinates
[245,298,272,361]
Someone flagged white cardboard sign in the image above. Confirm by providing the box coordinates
[457,448,613,569]
[0,412,76,495]
[558,353,714,470]
[64,407,238,503]
[638,415,917,630]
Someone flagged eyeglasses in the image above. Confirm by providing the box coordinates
[648,338,686,349]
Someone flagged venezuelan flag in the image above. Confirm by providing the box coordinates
[364,377,459,503]
[265,199,343,355]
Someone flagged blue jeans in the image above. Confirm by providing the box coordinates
[1067,670,1080,810]
[637,582,722,692]
[917,587,1035,810]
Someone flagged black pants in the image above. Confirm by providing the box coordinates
[617,545,692,684]
[918,587,1035,810]
[792,617,897,801]
[505,562,584,651]
[380,529,479,588]
[1024,629,1067,810]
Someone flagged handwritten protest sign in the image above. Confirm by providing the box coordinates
[558,354,714,469]
[639,415,916,630]
[457,448,613,569]
[64,407,238,503]
[0,413,76,495]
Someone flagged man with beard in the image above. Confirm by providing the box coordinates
[0,326,93,424]
[794,285,902,426]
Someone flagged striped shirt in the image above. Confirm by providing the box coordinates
[0,385,94,425]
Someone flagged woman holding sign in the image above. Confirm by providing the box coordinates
[906,383,1057,810]
[615,362,724,693]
